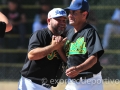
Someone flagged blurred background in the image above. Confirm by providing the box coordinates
[0,0,120,90]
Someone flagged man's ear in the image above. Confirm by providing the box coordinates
[82,11,88,19]
[47,18,51,25]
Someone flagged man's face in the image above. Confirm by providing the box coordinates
[68,10,86,26]
[50,17,67,35]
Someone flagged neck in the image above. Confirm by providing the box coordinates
[74,22,87,33]
[47,25,53,33]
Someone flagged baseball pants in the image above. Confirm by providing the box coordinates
[65,72,103,90]
[18,76,52,90]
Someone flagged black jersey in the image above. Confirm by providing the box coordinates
[21,28,64,87]
[64,24,104,74]
[0,21,6,38]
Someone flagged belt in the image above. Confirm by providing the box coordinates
[31,79,51,88]
[42,84,51,88]
[71,72,93,81]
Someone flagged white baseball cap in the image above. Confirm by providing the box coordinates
[48,8,67,19]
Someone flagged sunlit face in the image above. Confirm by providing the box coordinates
[68,10,85,26]
[49,17,67,35]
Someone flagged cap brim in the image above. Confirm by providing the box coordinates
[64,7,80,10]
[52,16,67,19]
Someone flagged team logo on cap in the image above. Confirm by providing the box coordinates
[55,10,66,15]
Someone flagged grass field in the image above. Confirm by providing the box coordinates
[0,81,120,90]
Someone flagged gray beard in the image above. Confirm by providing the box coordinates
[57,30,64,35]
[51,24,65,35]
[53,27,64,35]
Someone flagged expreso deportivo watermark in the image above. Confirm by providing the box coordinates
[41,77,120,85]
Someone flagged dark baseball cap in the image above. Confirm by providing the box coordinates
[65,0,89,11]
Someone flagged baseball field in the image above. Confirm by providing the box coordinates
[0,81,120,90]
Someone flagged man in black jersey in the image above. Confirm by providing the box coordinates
[0,12,12,38]
[18,8,67,90]
[64,0,104,90]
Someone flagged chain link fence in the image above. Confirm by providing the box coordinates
[89,0,120,80]
[0,0,120,89]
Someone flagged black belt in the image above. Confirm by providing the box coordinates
[42,84,51,88]
[71,72,93,81]
[31,79,51,88]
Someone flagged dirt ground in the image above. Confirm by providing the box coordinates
[0,81,120,90]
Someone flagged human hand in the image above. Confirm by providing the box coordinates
[65,66,79,78]
[51,35,67,50]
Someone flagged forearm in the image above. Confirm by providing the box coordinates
[28,45,55,60]
[0,12,8,24]
[57,48,67,62]
[0,12,12,32]
[76,54,97,73]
